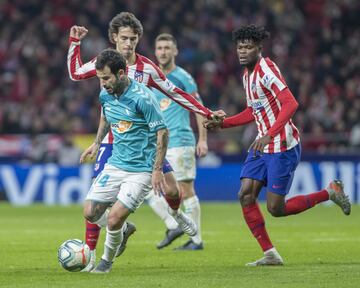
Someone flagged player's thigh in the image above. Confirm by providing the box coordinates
[240,149,267,187]
[166,146,196,182]
[92,143,113,178]
[117,172,152,212]
[86,164,123,204]
[266,145,301,196]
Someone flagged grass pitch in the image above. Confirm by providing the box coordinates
[0,202,359,288]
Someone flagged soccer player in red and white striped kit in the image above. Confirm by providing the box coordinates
[204,25,351,266]
[68,12,224,271]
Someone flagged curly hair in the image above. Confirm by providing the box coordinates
[108,12,143,43]
[232,25,270,44]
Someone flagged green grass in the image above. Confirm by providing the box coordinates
[0,202,359,288]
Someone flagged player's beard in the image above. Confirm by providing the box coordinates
[112,75,130,96]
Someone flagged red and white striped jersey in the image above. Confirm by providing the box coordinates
[67,38,211,144]
[243,57,300,153]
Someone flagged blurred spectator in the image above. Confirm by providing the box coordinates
[0,0,359,158]
[56,134,82,166]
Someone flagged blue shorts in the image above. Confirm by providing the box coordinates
[92,143,174,178]
[240,144,301,195]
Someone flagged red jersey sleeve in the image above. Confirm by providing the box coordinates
[67,37,97,81]
[267,88,298,138]
[141,57,212,118]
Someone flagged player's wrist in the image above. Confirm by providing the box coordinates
[69,36,80,43]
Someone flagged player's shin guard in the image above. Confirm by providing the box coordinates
[147,190,178,230]
[242,203,273,252]
[85,220,101,251]
[183,196,202,244]
[284,189,329,215]
[102,226,124,263]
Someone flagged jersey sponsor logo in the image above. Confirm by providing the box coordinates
[111,120,133,133]
[134,70,144,82]
[149,120,164,128]
[250,99,265,110]
[159,98,171,111]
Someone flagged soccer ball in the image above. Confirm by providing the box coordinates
[57,239,91,272]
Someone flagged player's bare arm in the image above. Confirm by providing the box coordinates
[69,25,89,40]
[152,128,169,195]
[80,116,110,163]
[195,113,208,157]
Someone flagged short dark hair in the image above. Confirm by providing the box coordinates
[232,25,270,44]
[95,49,126,75]
[108,12,143,43]
[155,33,177,46]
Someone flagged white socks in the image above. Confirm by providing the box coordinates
[147,190,178,230]
[183,196,202,244]
[102,225,124,262]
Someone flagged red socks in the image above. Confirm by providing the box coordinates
[285,189,329,215]
[85,221,101,250]
[242,203,273,252]
[163,194,181,210]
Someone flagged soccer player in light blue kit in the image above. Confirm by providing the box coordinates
[80,48,197,273]
[146,33,208,250]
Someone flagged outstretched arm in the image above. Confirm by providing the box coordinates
[142,57,225,119]
[67,25,97,81]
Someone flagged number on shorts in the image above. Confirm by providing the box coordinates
[97,146,106,161]
[98,174,110,187]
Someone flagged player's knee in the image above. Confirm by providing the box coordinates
[238,189,255,206]
[107,214,123,231]
[163,184,179,198]
[267,204,283,217]
[84,211,99,223]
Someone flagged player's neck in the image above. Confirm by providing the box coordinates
[246,55,261,74]
[126,53,137,66]
[160,62,176,75]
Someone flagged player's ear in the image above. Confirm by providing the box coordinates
[174,46,179,57]
[112,32,118,43]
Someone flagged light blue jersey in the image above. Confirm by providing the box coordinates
[153,66,199,148]
[100,79,166,173]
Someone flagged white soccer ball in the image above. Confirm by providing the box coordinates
[58,239,91,272]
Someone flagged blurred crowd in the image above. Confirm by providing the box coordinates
[0,0,359,156]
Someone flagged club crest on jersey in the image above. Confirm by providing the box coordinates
[112,120,133,133]
[134,70,143,82]
[159,98,171,111]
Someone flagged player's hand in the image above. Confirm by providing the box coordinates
[248,135,272,154]
[203,117,223,130]
[196,140,208,157]
[210,109,226,120]
[79,143,100,163]
[70,25,88,40]
[151,170,168,196]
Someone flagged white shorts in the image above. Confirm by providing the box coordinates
[86,164,152,212]
[166,146,196,181]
